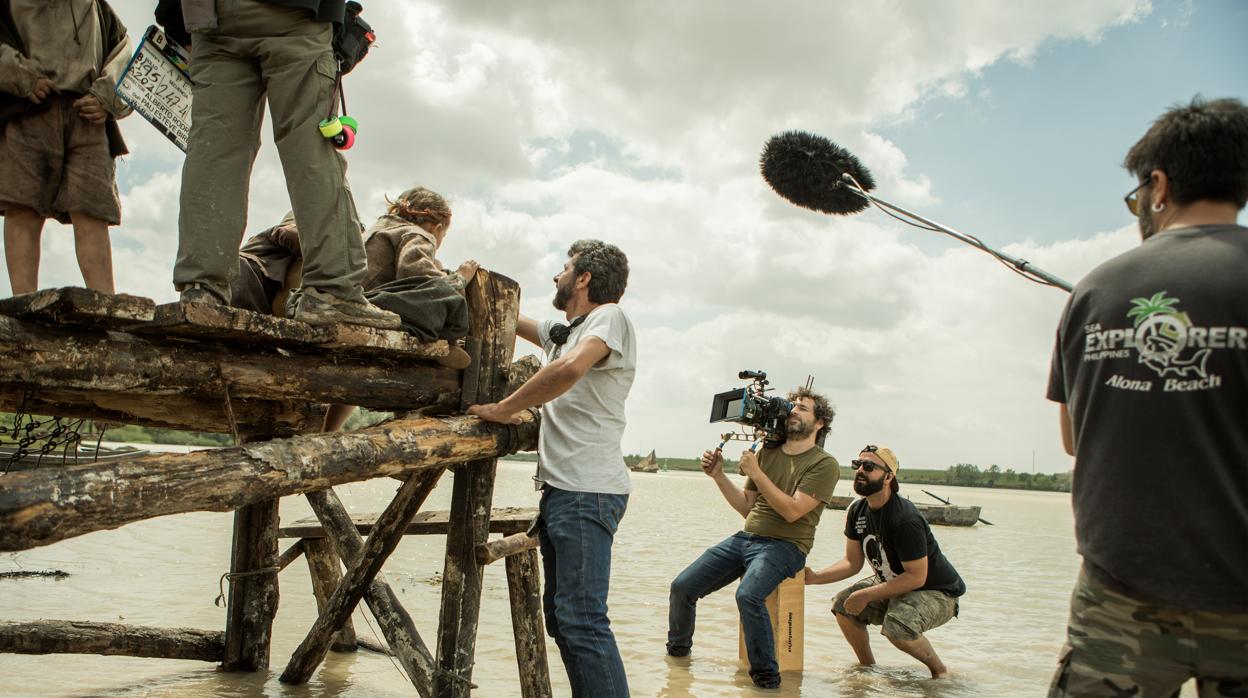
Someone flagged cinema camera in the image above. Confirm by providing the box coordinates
[709,370,793,448]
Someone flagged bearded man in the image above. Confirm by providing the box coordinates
[666,389,839,690]
[470,239,635,698]
[805,445,965,679]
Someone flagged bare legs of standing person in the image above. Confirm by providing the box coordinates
[3,206,112,295]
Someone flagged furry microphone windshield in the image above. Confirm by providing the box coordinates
[760,131,876,215]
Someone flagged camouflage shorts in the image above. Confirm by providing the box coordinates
[832,576,958,642]
[1047,565,1248,697]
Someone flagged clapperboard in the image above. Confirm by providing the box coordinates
[116,26,193,152]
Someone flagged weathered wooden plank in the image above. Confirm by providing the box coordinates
[304,538,357,653]
[506,549,552,698]
[222,498,280,672]
[317,324,451,360]
[476,532,539,567]
[0,620,223,662]
[437,270,520,698]
[0,411,538,552]
[281,468,444,686]
[0,287,155,327]
[0,314,461,417]
[279,506,537,540]
[136,300,333,346]
[0,384,313,437]
[305,487,443,696]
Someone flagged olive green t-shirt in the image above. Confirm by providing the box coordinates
[743,445,839,555]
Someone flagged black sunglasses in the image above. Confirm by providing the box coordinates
[851,459,889,473]
[1124,179,1149,215]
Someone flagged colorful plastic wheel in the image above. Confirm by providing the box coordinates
[318,118,343,138]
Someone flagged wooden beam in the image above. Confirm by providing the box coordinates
[0,620,222,662]
[0,313,461,420]
[0,384,314,437]
[0,411,538,552]
[0,287,154,328]
[281,468,444,686]
[476,532,539,566]
[276,539,306,571]
[222,498,280,672]
[305,487,444,695]
[279,506,537,539]
[436,270,520,698]
[138,300,452,360]
[506,549,552,698]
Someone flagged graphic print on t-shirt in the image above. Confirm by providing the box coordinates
[862,534,895,581]
[1081,290,1246,393]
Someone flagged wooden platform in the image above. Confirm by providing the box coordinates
[0,287,462,437]
[279,507,537,539]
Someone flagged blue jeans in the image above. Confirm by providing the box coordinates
[538,486,630,698]
[668,531,806,687]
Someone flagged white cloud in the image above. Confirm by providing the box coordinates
[10,0,1154,473]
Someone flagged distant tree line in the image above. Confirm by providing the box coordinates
[510,454,1072,491]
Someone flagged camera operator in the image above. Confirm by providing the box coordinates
[666,388,838,690]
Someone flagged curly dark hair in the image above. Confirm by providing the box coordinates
[787,386,835,442]
[568,240,629,304]
[1124,96,1248,208]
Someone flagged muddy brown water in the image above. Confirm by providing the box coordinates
[0,455,1198,696]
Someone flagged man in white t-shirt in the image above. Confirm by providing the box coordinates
[470,239,635,698]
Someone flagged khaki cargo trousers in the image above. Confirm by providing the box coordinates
[174,0,368,305]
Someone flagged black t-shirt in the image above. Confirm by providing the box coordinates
[1048,225,1248,612]
[845,496,965,597]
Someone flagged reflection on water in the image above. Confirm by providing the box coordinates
[0,459,1194,696]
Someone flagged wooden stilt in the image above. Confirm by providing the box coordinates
[506,548,552,698]
[436,270,521,698]
[435,458,498,698]
[222,498,280,671]
[0,620,223,661]
[303,538,357,653]
[280,468,444,686]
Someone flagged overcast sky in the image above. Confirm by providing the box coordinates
[16,0,1246,473]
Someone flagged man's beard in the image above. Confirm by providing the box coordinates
[552,277,572,310]
[785,415,812,440]
[853,475,885,496]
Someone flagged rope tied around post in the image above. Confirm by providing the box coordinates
[214,566,280,608]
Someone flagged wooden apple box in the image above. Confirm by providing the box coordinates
[738,572,804,672]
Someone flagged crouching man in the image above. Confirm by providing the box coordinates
[667,388,839,689]
[806,445,965,678]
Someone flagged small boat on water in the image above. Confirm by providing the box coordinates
[0,443,150,471]
[825,495,983,527]
[629,449,660,473]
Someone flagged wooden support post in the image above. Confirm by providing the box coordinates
[0,620,223,661]
[304,487,445,696]
[222,498,280,672]
[436,270,521,698]
[505,549,552,698]
[303,538,357,653]
[281,468,444,686]
[435,458,497,698]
